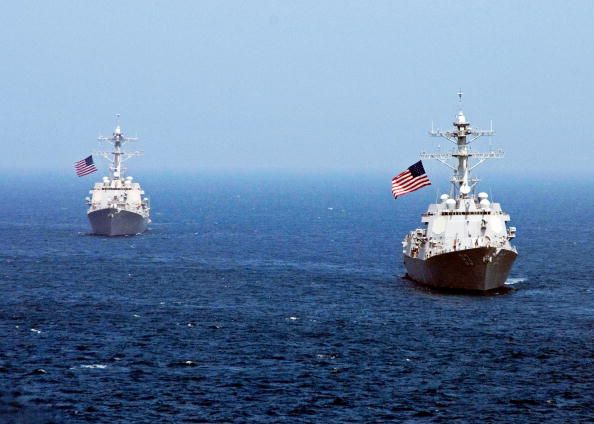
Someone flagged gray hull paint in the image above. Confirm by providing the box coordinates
[88,208,148,236]
[404,247,517,291]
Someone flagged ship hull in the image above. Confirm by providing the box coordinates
[87,208,148,236]
[403,247,517,291]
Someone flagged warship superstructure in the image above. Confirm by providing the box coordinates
[85,118,150,236]
[403,94,517,291]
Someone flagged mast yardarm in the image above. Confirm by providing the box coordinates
[422,93,502,198]
[97,116,142,180]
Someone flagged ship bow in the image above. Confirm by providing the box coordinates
[87,208,148,236]
[404,247,517,291]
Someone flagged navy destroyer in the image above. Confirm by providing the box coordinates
[402,94,517,291]
[85,118,150,236]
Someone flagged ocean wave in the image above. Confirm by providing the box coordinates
[505,277,527,285]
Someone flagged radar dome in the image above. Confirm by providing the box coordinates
[478,192,489,200]
[445,199,456,210]
[440,194,449,202]
[480,199,491,209]
[456,111,467,125]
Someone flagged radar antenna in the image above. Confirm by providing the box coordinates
[422,92,503,198]
[96,115,142,180]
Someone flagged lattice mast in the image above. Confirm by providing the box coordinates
[421,92,502,198]
[96,114,142,180]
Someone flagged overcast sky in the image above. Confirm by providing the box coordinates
[1,1,593,176]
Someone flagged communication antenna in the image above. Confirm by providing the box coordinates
[422,91,503,198]
[96,115,142,180]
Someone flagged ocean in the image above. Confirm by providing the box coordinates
[0,173,592,423]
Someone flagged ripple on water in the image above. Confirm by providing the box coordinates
[1,178,593,422]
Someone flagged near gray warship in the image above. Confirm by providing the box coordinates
[85,119,150,236]
[403,94,517,291]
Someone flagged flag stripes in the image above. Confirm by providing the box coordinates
[392,160,431,198]
[75,155,98,177]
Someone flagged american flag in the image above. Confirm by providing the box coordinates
[74,155,98,177]
[392,160,431,198]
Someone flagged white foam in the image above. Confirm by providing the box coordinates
[80,364,107,369]
[316,354,336,359]
[505,278,527,285]
[30,328,41,334]
[288,316,298,321]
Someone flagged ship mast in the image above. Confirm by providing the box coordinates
[97,115,141,180]
[422,92,503,198]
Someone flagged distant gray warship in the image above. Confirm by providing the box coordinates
[85,118,150,236]
[403,94,517,291]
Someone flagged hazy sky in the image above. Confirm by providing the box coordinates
[1,1,593,176]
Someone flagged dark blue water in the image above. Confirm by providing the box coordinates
[1,174,592,423]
